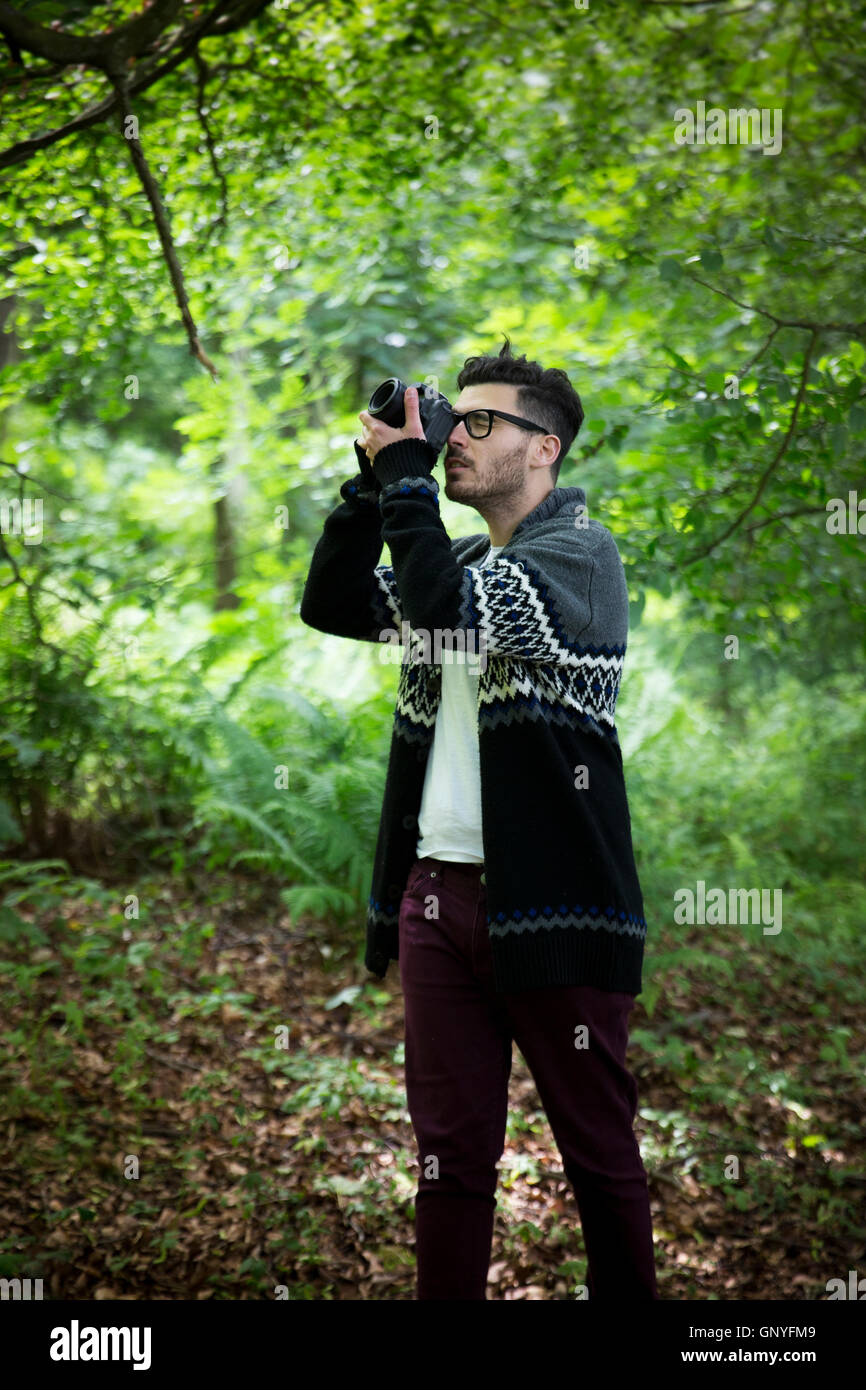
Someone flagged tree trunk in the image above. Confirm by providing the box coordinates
[213,468,240,611]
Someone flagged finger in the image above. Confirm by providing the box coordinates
[404,386,422,431]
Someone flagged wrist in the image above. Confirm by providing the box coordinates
[372,437,438,488]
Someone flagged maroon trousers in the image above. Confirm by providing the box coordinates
[398,856,659,1301]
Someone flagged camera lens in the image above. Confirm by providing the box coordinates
[368,378,402,419]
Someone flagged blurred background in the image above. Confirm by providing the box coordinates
[0,0,863,1300]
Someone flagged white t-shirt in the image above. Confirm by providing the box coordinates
[415,544,503,863]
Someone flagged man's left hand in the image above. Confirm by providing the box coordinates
[357,386,427,462]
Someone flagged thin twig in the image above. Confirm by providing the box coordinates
[686,273,865,337]
[193,50,230,247]
[742,505,828,534]
[0,458,76,503]
[741,323,781,376]
[683,329,819,564]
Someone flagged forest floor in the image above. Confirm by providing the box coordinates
[1,869,864,1301]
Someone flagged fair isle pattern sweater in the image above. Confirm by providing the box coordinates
[300,437,648,995]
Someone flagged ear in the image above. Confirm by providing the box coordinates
[537,433,561,466]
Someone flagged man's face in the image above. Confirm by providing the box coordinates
[442,382,552,503]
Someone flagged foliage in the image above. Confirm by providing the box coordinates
[0,0,863,1302]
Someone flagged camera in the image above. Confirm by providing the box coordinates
[367,378,456,455]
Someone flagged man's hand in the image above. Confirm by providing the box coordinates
[357,386,427,462]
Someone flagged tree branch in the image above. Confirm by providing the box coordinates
[741,505,828,534]
[0,0,186,66]
[0,1,106,66]
[686,272,866,337]
[740,323,781,376]
[683,330,819,565]
[107,67,218,378]
[0,458,75,503]
[193,49,229,247]
[0,0,238,172]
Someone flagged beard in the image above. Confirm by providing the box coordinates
[444,437,531,504]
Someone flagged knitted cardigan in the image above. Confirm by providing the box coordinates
[300,436,648,995]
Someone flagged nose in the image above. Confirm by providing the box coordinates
[447,418,470,449]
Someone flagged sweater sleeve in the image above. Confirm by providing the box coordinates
[370,437,624,666]
[299,443,406,643]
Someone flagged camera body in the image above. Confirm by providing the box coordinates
[367,378,455,455]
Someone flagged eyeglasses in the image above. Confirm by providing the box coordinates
[449,407,550,440]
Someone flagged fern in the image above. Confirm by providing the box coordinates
[167,673,386,925]
[281,884,358,920]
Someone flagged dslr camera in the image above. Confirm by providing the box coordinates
[367,378,456,455]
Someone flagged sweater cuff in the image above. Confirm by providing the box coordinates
[371,437,439,489]
[339,474,380,505]
[354,439,382,494]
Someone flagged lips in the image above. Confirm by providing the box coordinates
[446,457,470,471]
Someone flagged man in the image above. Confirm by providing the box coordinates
[300,339,658,1301]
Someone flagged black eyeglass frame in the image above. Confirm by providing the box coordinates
[448,407,551,440]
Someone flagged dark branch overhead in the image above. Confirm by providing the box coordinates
[0,0,186,67]
[0,1,273,171]
[0,0,277,371]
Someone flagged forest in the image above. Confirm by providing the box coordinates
[0,0,863,1304]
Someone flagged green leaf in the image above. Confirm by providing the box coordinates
[831,424,848,454]
[662,345,692,374]
[659,257,682,282]
[64,999,85,1035]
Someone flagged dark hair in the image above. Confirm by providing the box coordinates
[456,337,584,484]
